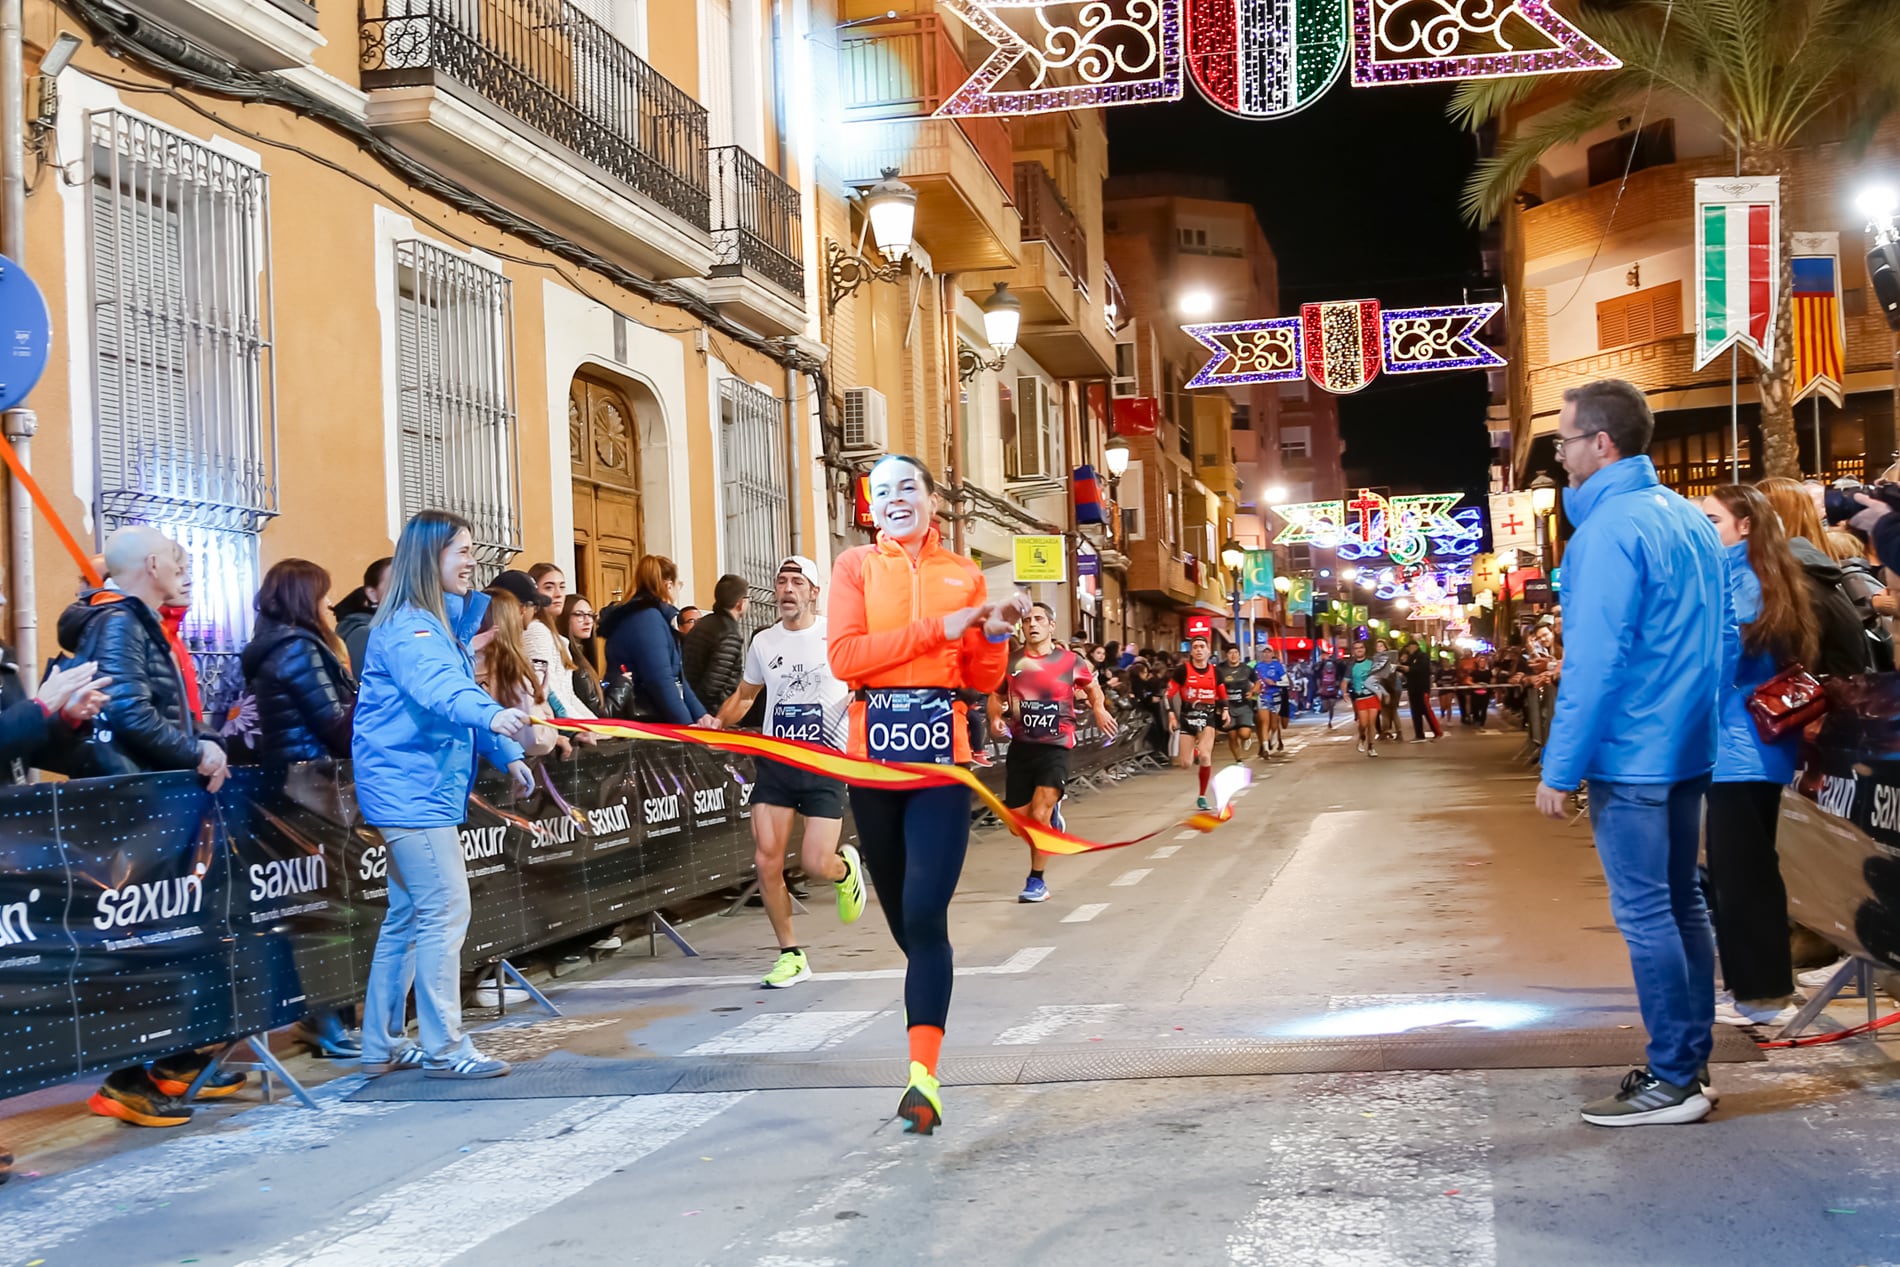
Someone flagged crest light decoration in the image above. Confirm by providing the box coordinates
[1186,300,1502,393]
[1185,0,1348,120]
[935,0,1185,118]
[1350,0,1619,85]
[1272,490,1483,565]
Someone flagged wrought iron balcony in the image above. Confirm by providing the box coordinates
[1014,160,1085,291]
[709,145,804,299]
[360,0,711,230]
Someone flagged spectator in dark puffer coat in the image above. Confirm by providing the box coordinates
[241,559,356,765]
[681,573,749,714]
[598,554,716,726]
[332,556,391,679]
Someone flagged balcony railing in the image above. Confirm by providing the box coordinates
[839,14,1013,193]
[710,145,803,298]
[1014,160,1085,290]
[361,0,711,230]
[1104,260,1127,333]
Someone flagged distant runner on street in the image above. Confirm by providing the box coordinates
[1216,643,1261,764]
[1166,623,1229,810]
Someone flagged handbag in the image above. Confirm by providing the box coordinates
[1746,664,1828,743]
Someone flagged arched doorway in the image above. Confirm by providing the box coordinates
[569,373,643,605]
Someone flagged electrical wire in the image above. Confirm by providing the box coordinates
[1757,1008,1900,1049]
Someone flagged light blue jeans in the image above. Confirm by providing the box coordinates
[1588,777,1716,1087]
[361,825,477,1067]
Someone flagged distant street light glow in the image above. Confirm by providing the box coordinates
[1179,290,1216,318]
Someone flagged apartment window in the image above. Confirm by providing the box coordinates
[396,239,521,578]
[1596,280,1683,350]
[1281,426,1311,460]
[720,376,789,637]
[1587,119,1676,187]
[1232,404,1251,432]
[1112,338,1139,398]
[1123,459,1145,538]
[1177,226,1208,250]
[1006,375,1062,481]
[88,110,276,712]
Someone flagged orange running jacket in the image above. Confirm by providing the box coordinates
[827,526,1010,763]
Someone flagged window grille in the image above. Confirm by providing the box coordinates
[719,377,789,638]
[87,110,276,718]
[395,239,521,582]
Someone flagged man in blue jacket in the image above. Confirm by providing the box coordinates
[1536,379,1728,1128]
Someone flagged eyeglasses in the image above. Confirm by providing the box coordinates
[1553,429,1600,457]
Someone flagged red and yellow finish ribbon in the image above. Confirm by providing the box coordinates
[549,717,1240,855]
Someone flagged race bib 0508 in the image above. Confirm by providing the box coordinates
[865,687,956,764]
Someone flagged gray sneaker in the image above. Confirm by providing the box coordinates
[424,1053,512,1080]
[1581,1068,1710,1127]
[362,1044,425,1077]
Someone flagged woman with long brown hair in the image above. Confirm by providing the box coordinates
[1756,476,1873,677]
[558,593,606,715]
[1701,485,1817,1030]
[242,558,356,766]
[475,588,559,758]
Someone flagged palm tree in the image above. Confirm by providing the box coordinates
[1452,0,1900,479]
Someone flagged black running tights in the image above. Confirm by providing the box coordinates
[849,783,972,1030]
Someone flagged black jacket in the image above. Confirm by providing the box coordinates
[681,609,746,712]
[240,617,356,764]
[55,590,208,773]
[1402,649,1433,691]
[599,596,707,724]
[333,587,377,677]
[0,643,52,783]
[1835,555,1895,672]
[1790,536,1874,678]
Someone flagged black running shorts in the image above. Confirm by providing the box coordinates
[1004,739,1069,808]
[750,755,846,820]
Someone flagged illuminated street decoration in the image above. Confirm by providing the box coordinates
[941,0,1613,120]
[1184,0,1348,120]
[1272,490,1484,565]
[935,0,1185,118]
[1186,301,1502,393]
[1350,0,1619,85]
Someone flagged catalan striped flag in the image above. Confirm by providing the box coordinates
[1694,177,1781,369]
[1791,232,1847,407]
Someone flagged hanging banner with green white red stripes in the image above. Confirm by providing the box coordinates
[1693,176,1780,370]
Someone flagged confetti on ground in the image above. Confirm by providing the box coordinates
[1827,1208,1858,1215]
[683,1210,701,1217]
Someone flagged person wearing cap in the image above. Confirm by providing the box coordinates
[1165,625,1229,810]
[490,568,594,722]
[683,574,750,715]
[715,556,866,988]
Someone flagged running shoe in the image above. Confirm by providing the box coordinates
[1196,795,1210,812]
[1579,1068,1710,1127]
[970,749,995,769]
[1714,996,1798,1029]
[1018,876,1050,903]
[835,844,866,925]
[89,1067,194,1127]
[1797,960,1855,993]
[149,1054,246,1100]
[363,1045,426,1077]
[762,948,812,989]
[896,1060,943,1135]
[424,1052,511,1080]
[1367,747,1379,758]
[1050,803,1066,834]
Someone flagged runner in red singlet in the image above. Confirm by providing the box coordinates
[1166,628,1228,810]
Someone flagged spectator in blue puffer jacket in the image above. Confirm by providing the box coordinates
[1701,484,1819,1030]
[597,553,719,727]
[1536,379,1729,1129]
[352,510,534,1083]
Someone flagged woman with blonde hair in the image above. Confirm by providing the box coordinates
[1756,476,1874,677]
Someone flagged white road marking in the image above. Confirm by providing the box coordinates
[993,1004,1125,1045]
[1109,868,1152,887]
[0,1078,406,1256]
[1174,830,1200,841]
[684,1010,880,1056]
[559,946,1055,990]
[1149,845,1182,859]
[1225,1071,1495,1267]
[1062,903,1109,923]
[234,1092,749,1267]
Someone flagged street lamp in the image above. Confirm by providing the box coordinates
[1179,289,1216,318]
[1221,537,1245,648]
[1103,433,1131,643]
[826,167,918,311]
[1263,483,1288,505]
[1529,474,1558,574]
[959,283,1023,381]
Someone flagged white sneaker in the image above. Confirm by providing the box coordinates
[1796,960,1854,992]
[468,983,532,1008]
[1714,994,1799,1028]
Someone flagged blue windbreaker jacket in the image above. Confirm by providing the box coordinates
[1540,456,1727,791]
[351,591,525,827]
[1714,540,1800,785]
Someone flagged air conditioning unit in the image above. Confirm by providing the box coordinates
[841,387,889,456]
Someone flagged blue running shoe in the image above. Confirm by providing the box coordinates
[1050,802,1066,834]
[1018,875,1051,903]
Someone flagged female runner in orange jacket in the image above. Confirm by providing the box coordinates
[828,453,1027,1134]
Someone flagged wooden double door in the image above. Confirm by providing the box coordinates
[569,374,643,607]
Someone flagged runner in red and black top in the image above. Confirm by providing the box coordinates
[989,602,1116,904]
[1166,623,1229,810]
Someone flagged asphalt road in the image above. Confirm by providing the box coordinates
[4,717,1900,1266]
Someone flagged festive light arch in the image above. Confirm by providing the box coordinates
[1272,490,1484,565]
[1185,301,1503,394]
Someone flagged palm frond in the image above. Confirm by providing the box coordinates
[1458,89,1630,225]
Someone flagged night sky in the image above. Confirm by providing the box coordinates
[1108,81,1497,500]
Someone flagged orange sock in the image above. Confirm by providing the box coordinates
[908,1024,944,1075]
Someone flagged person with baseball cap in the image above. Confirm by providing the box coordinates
[1165,620,1229,810]
[716,556,866,988]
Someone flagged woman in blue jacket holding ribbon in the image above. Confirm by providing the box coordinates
[1701,485,1818,1030]
[352,511,534,1081]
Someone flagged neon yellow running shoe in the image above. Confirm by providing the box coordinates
[835,843,866,925]
[896,1060,943,1135]
[761,948,811,989]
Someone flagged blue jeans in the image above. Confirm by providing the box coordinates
[361,825,478,1067]
[1588,777,1715,1087]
